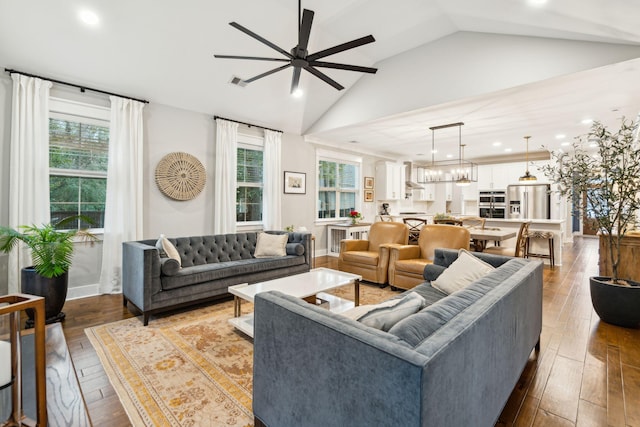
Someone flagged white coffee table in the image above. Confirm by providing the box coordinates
[228,267,361,337]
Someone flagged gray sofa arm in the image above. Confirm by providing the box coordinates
[122,241,162,319]
[253,291,427,427]
[265,230,312,267]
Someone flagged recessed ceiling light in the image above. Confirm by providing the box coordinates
[561,141,570,146]
[292,88,304,98]
[582,118,593,125]
[528,0,548,5]
[555,134,566,139]
[492,141,502,147]
[589,142,598,148]
[78,9,99,26]
[431,149,438,154]
[446,154,453,159]
[504,148,513,153]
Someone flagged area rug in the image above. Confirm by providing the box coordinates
[85,283,394,427]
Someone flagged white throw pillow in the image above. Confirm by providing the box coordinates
[341,292,426,331]
[254,232,288,258]
[156,234,181,266]
[431,249,494,295]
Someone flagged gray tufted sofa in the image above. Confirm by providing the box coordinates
[122,231,311,325]
[253,249,543,427]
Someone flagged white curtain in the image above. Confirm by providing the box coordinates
[8,74,52,293]
[263,129,282,230]
[99,96,145,294]
[214,119,239,234]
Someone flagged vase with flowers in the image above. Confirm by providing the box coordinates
[349,211,363,225]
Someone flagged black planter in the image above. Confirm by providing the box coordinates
[590,276,640,328]
[21,267,68,327]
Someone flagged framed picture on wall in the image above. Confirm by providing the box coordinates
[364,176,374,189]
[284,171,306,194]
[364,189,374,202]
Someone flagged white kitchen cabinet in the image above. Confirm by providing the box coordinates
[414,182,436,201]
[413,167,435,201]
[461,181,478,200]
[375,161,405,200]
[445,182,453,201]
[477,163,523,190]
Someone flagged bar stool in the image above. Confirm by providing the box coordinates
[525,230,555,268]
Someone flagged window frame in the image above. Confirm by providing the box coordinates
[236,133,265,228]
[315,149,362,222]
[48,97,110,233]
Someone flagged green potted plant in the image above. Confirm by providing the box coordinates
[541,117,640,327]
[0,215,96,325]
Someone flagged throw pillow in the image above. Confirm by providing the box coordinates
[431,249,494,295]
[341,292,426,332]
[156,234,181,266]
[254,232,288,258]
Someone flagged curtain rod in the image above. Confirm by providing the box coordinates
[214,115,282,133]
[4,68,149,104]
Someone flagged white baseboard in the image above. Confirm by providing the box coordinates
[66,284,100,300]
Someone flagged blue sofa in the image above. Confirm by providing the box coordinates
[122,231,311,325]
[253,248,543,427]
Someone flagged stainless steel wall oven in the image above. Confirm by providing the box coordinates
[478,190,506,218]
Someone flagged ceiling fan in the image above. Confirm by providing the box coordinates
[214,0,377,94]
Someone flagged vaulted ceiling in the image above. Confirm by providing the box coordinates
[2,0,640,162]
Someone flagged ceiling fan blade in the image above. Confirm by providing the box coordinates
[291,67,302,93]
[229,22,293,59]
[309,60,377,74]
[214,55,290,62]
[303,66,344,91]
[297,9,314,54]
[307,35,376,61]
[244,64,292,84]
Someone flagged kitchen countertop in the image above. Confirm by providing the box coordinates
[480,218,565,224]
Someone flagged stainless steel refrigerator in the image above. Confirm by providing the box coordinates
[507,184,550,220]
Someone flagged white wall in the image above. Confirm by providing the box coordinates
[144,103,216,238]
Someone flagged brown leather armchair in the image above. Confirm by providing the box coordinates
[338,221,409,285]
[388,224,470,290]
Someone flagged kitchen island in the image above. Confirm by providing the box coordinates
[482,218,566,266]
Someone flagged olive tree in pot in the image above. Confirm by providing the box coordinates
[0,216,96,326]
[541,117,640,328]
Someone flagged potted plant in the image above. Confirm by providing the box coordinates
[348,211,363,225]
[541,117,640,327]
[0,215,96,326]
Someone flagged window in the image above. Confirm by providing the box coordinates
[49,98,110,230]
[317,151,361,220]
[236,136,264,224]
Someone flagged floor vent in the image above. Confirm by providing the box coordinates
[229,76,247,87]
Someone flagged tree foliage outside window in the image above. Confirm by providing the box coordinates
[49,118,109,230]
[318,159,359,219]
[237,147,263,222]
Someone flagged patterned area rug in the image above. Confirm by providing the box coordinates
[85,282,395,427]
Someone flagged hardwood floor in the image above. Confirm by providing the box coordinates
[58,236,640,426]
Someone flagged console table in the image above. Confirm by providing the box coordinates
[327,223,372,257]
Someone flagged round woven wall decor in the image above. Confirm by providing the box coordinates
[155,152,206,200]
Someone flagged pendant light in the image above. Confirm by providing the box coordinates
[519,135,537,182]
[456,143,471,187]
[418,122,477,185]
